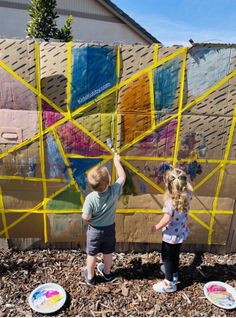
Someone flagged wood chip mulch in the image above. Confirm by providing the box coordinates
[0,249,235,317]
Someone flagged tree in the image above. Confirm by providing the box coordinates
[27,0,73,42]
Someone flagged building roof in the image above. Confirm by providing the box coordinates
[97,0,161,44]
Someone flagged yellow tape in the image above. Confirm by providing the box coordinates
[189,212,210,231]
[194,164,222,191]
[208,114,236,244]
[0,186,9,238]
[0,183,72,236]
[112,46,121,182]
[154,43,159,64]
[182,69,236,114]
[148,70,156,128]
[173,48,187,167]
[120,113,178,153]
[66,154,113,160]
[0,59,66,116]
[119,47,186,89]
[0,176,67,182]
[70,118,112,154]
[66,41,72,117]
[35,41,48,242]
[52,129,80,193]
[121,158,165,193]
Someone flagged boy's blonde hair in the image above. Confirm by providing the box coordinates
[87,165,111,192]
[164,167,190,213]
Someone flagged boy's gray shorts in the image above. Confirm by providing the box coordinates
[86,223,116,256]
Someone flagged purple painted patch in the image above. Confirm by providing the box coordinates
[42,100,63,129]
[57,122,109,157]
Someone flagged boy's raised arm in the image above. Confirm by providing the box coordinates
[113,153,126,184]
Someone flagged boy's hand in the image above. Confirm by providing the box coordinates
[113,153,121,163]
[151,225,157,233]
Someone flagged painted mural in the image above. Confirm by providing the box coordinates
[0,40,236,247]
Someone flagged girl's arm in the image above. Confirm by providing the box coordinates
[151,213,172,233]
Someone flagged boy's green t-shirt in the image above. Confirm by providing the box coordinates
[82,179,123,227]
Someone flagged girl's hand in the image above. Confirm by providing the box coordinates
[151,225,157,233]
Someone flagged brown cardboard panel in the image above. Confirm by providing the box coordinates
[0,180,43,209]
[125,160,168,189]
[193,170,220,197]
[184,78,236,118]
[0,67,37,111]
[158,45,184,60]
[212,214,233,244]
[122,213,163,243]
[218,165,236,198]
[178,115,232,160]
[185,47,236,106]
[0,214,4,237]
[47,213,86,242]
[185,213,210,244]
[40,42,67,111]
[6,213,44,238]
[46,182,69,198]
[228,125,236,160]
[0,141,41,178]
[120,44,154,82]
[115,214,125,242]
[153,53,184,122]
[75,92,116,144]
[121,119,177,157]
[117,194,163,210]
[0,39,36,87]
[216,197,235,211]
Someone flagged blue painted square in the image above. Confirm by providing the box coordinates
[71,46,117,111]
[153,59,180,118]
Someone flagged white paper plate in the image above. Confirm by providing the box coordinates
[204,281,236,310]
[28,283,67,314]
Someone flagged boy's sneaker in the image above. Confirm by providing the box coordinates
[97,262,113,282]
[160,264,179,282]
[84,268,96,286]
[153,279,177,293]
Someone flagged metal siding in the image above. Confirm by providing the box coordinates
[57,0,114,16]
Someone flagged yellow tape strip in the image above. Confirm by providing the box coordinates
[120,113,178,153]
[154,43,159,64]
[122,156,173,161]
[35,41,48,242]
[121,158,165,193]
[208,113,236,244]
[149,70,156,129]
[119,47,186,89]
[189,212,210,231]
[182,69,236,114]
[66,41,72,117]
[70,118,112,154]
[173,48,187,167]
[66,154,113,160]
[0,59,66,116]
[112,46,121,182]
[194,164,222,191]
[52,129,80,193]
[0,186,9,238]
[0,183,71,236]
[0,176,66,182]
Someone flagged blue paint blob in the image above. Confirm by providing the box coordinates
[71,46,116,111]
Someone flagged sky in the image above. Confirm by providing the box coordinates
[112,0,236,46]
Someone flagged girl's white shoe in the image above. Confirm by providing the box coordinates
[153,279,177,293]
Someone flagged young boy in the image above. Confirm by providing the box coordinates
[82,153,126,286]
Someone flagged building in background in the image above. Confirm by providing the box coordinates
[0,0,159,44]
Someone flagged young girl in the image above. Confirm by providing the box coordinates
[151,166,193,293]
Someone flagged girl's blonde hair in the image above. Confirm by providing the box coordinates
[164,167,190,213]
[87,165,111,192]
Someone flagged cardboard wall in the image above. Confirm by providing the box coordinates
[0,39,236,250]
